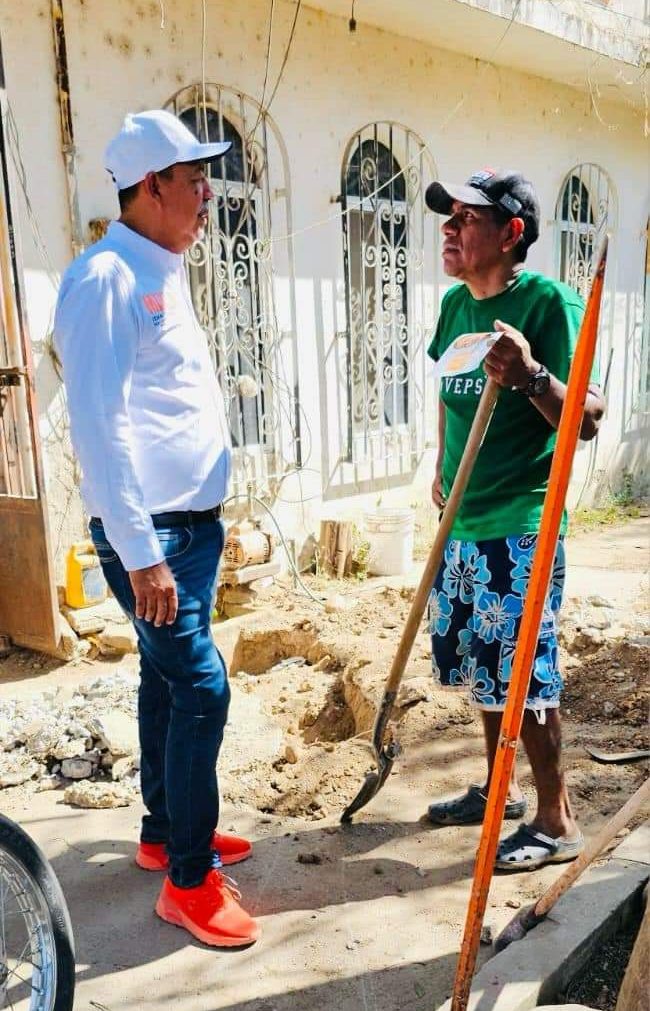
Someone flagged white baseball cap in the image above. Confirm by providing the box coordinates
[104,109,232,190]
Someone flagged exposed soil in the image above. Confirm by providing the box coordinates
[563,640,649,731]
[0,516,647,1011]
[1,526,648,831]
[563,910,641,1010]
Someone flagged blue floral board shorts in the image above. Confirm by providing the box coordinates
[429,534,565,714]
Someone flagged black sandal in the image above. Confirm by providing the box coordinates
[426,784,527,826]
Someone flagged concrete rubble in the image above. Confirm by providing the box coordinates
[0,670,140,806]
[559,595,650,652]
[63,779,137,809]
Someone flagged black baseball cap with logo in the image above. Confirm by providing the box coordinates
[425,169,540,250]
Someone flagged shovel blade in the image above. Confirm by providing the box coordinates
[340,742,400,823]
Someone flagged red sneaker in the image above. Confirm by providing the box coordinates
[155,869,259,947]
[136,832,252,871]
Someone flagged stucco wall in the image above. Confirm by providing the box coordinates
[0,0,647,575]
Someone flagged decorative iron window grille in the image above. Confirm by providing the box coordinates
[165,85,299,494]
[341,123,434,465]
[555,163,616,373]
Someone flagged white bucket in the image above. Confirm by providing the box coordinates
[363,508,415,577]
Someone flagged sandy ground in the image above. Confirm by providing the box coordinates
[0,517,648,1011]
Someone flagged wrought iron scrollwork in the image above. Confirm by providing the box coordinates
[342,124,434,465]
[165,84,298,493]
[557,165,612,301]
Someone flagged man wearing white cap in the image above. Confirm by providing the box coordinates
[54,110,258,947]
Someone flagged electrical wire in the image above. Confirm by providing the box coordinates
[245,0,277,146]
[222,491,327,607]
[263,0,302,114]
[5,104,59,294]
[266,0,526,247]
[200,0,208,138]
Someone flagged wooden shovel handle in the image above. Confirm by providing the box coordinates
[534,775,650,920]
[382,377,500,698]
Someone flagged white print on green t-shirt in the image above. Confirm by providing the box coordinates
[442,374,486,397]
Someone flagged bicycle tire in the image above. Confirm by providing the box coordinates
[0,814,75,1011]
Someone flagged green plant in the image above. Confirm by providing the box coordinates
[350,524,370,580]
[613,468,635,508]
[569,500,641,534]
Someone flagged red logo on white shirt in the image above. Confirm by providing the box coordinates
[143,292,164,315]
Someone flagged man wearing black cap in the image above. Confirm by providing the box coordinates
[424,170,605,871]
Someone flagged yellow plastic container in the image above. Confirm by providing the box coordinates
[65,541,107,608]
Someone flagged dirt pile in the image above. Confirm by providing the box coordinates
[563,640,649,731]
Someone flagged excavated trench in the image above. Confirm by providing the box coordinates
[220,622,377,819]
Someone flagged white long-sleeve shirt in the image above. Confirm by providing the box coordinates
[54,221,231,571]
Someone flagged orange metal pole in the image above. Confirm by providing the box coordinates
[450,238,609,1011]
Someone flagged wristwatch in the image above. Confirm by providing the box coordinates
[520,364,551,398]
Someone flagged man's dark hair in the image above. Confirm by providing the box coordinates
[117,164,175,212]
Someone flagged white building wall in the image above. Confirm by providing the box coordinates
[0,0,647,575]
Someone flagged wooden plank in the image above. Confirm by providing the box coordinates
[0,497,59,653]
[319,520,352,577]
[220,559,281,586]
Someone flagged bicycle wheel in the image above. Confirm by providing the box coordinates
[0,815,75,1011]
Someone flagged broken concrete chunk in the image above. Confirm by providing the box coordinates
[0,751,41,788]
[111,755,138,781]
[587,613,612,631]
[324,594,355,614]
[25,723,66,757]
[586,594,613,608]
[53,737,91,761]
[37,774,64,792]
[397,677,433,708]
[61,756,95,780]
[55,612,81,661]
[62,596,127,636]
[88,712,139,757]
[64,780,136,809]
[97,623,138,656]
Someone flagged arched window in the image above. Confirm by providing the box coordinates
[341,123,434,465]
[556,164,614,300]
[555,164,616,376]
[165,85,298,493]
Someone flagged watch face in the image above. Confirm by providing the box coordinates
[531,372,550,396]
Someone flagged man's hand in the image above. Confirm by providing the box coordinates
[483,319,539,390]
[129,561,178,627]
[432,471,446,510]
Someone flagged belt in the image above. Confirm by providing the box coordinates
[90,505,223,529]
[150,505,224,528]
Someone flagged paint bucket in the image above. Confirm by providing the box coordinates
[65,541,107,608]
[363,508,414,577]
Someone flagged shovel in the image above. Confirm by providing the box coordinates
[341,376,500,823]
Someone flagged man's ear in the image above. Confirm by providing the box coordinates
[141,171,163,202]
[503,216,524,253]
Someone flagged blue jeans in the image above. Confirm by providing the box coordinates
[89,513,230,888]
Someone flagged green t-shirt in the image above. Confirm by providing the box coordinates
[428,271,594,542]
